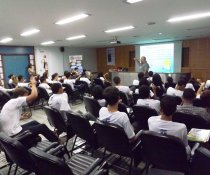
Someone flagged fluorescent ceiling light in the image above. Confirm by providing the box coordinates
[41,41,55,45]
[126,0,143,4]
[66,35,86,40]
[0,37,13,43]
[105,26,135,33]
[167,12,210,23]
[21,29,40,36]
[55,13,89,25]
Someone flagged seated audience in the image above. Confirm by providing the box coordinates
[166,78,187,97]
[8,74,14,84]
[151,73,164,98]
[48,83,71,123]
[64,71,80,90]
[51,73,61,84]
[0,77,58,144]
[17,75,29,87]
[99,86,141,142]
[132,72,144,86]
[136,85,160,113]
[148,95,190,155]
[79,72,91,86]
[200,90,210,114]
[113,76,132,98]
[164,76,176,90]
[147,71,153,84]
[177,88,210,122]
[91,85,106,107]
[39,76,52,94]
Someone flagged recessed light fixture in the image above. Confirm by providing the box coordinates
[55,13,89,25]
[158,33,163,35]
[0,37,13,43]
[20,29,40,36]
[41,41,55,45]
[167,12,210,23]
[105,26,135,33]
[66,35,86,40]
[126,0,143,4]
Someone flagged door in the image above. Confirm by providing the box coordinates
[3,55,29,84]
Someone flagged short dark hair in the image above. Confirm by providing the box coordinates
[139,85,150,99]
[113,76,121,85]
[40,76,46,83]
[183,88,196,101]
[200,90,210,107]
[103,86,120,106]
[51,73,58,80]
[138,72,144,80]
[13,87,29,98]
[160,95,177,116]
[139,77,149,87]
[65,72,71,79]
[91,85,103,100]
[148,71,153,77]
[152,73,163,86]
[51,83,62,94]
[177,78,187,87]
[8,74,13,79]
[167,76,173,83]
[18,75,23,81]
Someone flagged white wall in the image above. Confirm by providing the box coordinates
[35,46,97,77]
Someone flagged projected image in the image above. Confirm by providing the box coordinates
[140,43,174,73]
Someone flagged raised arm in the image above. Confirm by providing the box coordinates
[26,77,38,104]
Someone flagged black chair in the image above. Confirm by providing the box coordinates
[83,96,101,118]
[66,112,99,152]
[193,98,206,108]
[132,105,158,130]
[0,90,11,109]
[7,83,16,89]
[92,78,104,89]
[62,83,82,104]
[173,112,207,131]
[29,147,108,175]
[44,106,75,152]
[94,121,141,175]
[132,93,140,104]
[37,86,50,107]
[140,130,190,175]
[191,147,210,175]
[119,91,129,106]
[118,102,129,116]
[75,80,90,94]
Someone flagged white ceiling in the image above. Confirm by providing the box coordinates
[0,0,210,48]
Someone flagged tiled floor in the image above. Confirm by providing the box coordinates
[0,102,145,175]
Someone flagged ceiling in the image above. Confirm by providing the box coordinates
[0,0,210,48]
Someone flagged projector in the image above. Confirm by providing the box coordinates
[110,40,121,44]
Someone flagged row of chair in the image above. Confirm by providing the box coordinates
[43,106,210,175]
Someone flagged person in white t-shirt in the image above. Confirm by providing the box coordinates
[91,85,106,107]
[0,77,58,143]
[64,71,80,90]
[79,72,91,86]
[113,76,132,97]
[51,73,61,84]
[8,74,14,85]
[48,83,71,123]
[99,86,141,142]
[17,75,29,87]
[148,95,190,155]
[39,76,52,94]
[166,78,187,97]
[136,85,160,113]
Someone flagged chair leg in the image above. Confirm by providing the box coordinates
[128,158,133,175]
[102,148,106,160]
[145,162,150,175]
[7,164,12,175]
[13,164,18,175]
[71,136,77,155]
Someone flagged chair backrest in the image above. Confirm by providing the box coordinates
[173,112,207,130]
[75,80,90,93]
[0,132,36,172]
[141,130,189,173]
[83,96,101,118]
[191,147,210,175]
[92,78,104,88]
[94,121,131,157]
[43,106,67,134]
[118,102,129,116]
[66,112,97,148]
[0,90,11,109]
[119,91,129,106]
[29,147,73,175]
[7,83,16,89]
[132,105,158,130]
[62,83,73,96]
[132,93,140,104]
[38,86,50,101]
